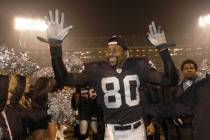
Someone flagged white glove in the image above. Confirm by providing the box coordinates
[37,9,73,44]
[147,21,167,46]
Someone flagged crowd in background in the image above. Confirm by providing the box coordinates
[0,41,209,140]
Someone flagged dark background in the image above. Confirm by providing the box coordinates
[1,0,210,48]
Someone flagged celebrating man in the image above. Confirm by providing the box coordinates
[38,9,178,140]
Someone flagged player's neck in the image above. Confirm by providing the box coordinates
[116,58,126,68]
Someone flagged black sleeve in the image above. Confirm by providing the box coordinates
[144,84,196,118]
[0,75,9,111]
[145,46,179,86]
[141,84,162,123]
[50,46,91,88]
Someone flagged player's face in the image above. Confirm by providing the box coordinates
[105,44,126,67]
[182,63,197,79]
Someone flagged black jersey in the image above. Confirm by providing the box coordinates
[79,87,99,121]
[50,46,178,124]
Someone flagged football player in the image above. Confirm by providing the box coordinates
[79,87,102,140]
[37,9,178,140]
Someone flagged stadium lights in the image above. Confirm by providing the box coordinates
[15,17,47,31]
[198,15,210,27]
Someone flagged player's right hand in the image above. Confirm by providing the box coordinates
[37,9,73,45]
[146,122,155,136]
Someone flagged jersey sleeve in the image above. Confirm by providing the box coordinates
[143,49,179,86]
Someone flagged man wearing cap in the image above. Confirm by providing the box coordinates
[38,9,178,140]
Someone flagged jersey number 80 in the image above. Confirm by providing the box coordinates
[101,75,140,108]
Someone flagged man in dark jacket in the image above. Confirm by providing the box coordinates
[163,59,200,140]
[145,74,210,140]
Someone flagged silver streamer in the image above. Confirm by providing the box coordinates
[15,52,40,76]
[200,59,209,71]
[0,47,16,74]
[47,88,75,125]
[199,59,210,79]
[63,54,84,73]
[36,54,83,78]
[36,67,54,78]
[0,47,40,76]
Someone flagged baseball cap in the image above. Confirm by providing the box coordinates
[107,35,128,51]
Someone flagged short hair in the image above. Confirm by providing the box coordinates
[181,59,198,71]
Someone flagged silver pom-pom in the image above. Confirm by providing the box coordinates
[36,54,83,78]
[0,47,16,74]
[47,87,75,125]
[63,54,84,73]
[36,67,54,78]
[0,47,40,76]
[15,52,40,76]
[199,59,210,79]
[200,59,209,71]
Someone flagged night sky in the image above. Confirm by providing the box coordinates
[1,0,210,47]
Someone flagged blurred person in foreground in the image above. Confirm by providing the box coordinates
[144,58,210,140]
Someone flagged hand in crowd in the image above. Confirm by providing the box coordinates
[37,9,73,45]
[147,21,167,46]
[146,122,155,136]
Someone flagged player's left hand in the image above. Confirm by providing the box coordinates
[37,9,73,45]
[147,21,167,46]
[146,122,155,136]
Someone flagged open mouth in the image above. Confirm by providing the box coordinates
[108,57,117,66]
[109,57,116,61]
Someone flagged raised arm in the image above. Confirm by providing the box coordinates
[146,21,179,86]
[37,9,90,88]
